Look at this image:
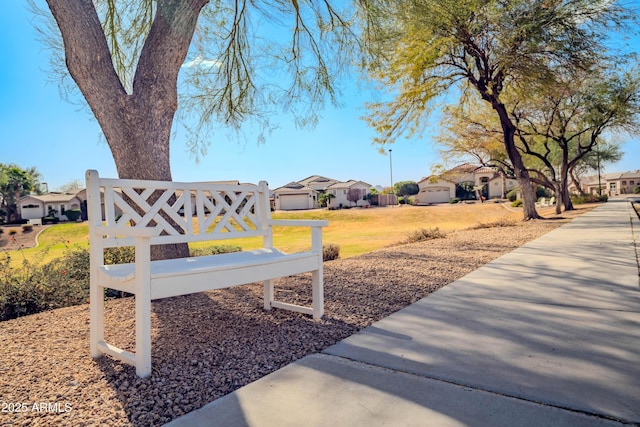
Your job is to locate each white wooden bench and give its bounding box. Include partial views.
[86,170,328,377]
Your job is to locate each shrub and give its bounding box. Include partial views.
[571,194,608,205]
[403,227,446,244]
[190,245,242,257]
[449,197,460,204]
[65,209,82,221]
[634,186,640,194]
[323,244,340,261]
[471,218,518,229]
[0,250,90,321]
[511,200,523,207]
[103,246,136,264]
[22,224,33,232]
[506,187,519,202]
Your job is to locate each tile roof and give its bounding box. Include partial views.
[20,193,80,203]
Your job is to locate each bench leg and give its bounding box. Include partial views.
[312,269,324,320]
[263,279,274,311]
[90,282,104,358]
[134,285,152,378]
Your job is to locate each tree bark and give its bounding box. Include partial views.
[46,0,209,259]
[492,102,541,220]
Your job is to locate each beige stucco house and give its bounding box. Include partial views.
[18,192,83,221]
[273,175,372,210]
[326,180,372,208]
[581,170,640,196]
[416,163,518,204]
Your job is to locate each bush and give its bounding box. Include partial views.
[22,224,33,232]
[506,187,519,202]
[323,244,340,261]
[511,200,523,207]
[571,194,608,205]
[190,245,242,257]
[0,250,90,321]
[402,227,446,244]
[449,198,460,204]
[633,186,640,194]
[102,246,136,265]
[65,209,82,221]
[42,216,59,224]
[471,218,518,229]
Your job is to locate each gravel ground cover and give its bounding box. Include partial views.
[0,211,588,426]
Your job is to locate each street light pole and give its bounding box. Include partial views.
[389,149,394,205]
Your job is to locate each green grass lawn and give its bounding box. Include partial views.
[4,203,522,267]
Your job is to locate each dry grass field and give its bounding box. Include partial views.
[1,201,557,266]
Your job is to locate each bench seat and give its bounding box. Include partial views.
[99,248,319,300]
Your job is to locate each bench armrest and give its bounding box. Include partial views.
[268,219,329,228]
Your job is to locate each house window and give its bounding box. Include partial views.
[22,204,40,209]
[622,181,627,185]
[609,183,617,193]
[480,177,489,184]
[631,181,635,185]
[343,190,347,195]
[60,205,66,215]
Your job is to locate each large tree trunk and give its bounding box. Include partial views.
[559,160,575,212]
[492,103,541,220]
[47,0,208,259]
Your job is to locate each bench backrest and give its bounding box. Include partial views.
[86,170,272,248]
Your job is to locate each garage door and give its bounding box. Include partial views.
[425,187,451,204]
[279,194,309,210]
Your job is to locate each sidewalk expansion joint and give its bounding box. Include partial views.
[318,353,638,426]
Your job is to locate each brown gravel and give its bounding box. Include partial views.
[0,210,590,426]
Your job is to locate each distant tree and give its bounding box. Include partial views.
[437,98,513,177]
[58,179,83,193]
[318,192,336,208]
[346,188,363,206]
[512,66,639,213]
[0,164,41,222]
[393,181,419,200]
[570,142,623,196]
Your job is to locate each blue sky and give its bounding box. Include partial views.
[1,2,638,192]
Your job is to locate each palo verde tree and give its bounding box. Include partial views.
[363,0,637,220]
[436,98,514,190]
[511,65,640,213]
[39,0,379,259]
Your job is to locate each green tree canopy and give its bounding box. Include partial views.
[393,181,419,198]
[362,0,638,220]
[39,0,378,259]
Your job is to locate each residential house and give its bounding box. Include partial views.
[273,181,320,210]
[581,170,640,196]
[326,180,372,208]
[416,163,517,204]
[18,192,83,221]
[273,175,372,210]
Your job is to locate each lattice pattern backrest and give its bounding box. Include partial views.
[87,171,270,247]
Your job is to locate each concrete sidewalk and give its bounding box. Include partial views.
[166,198,640,427]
